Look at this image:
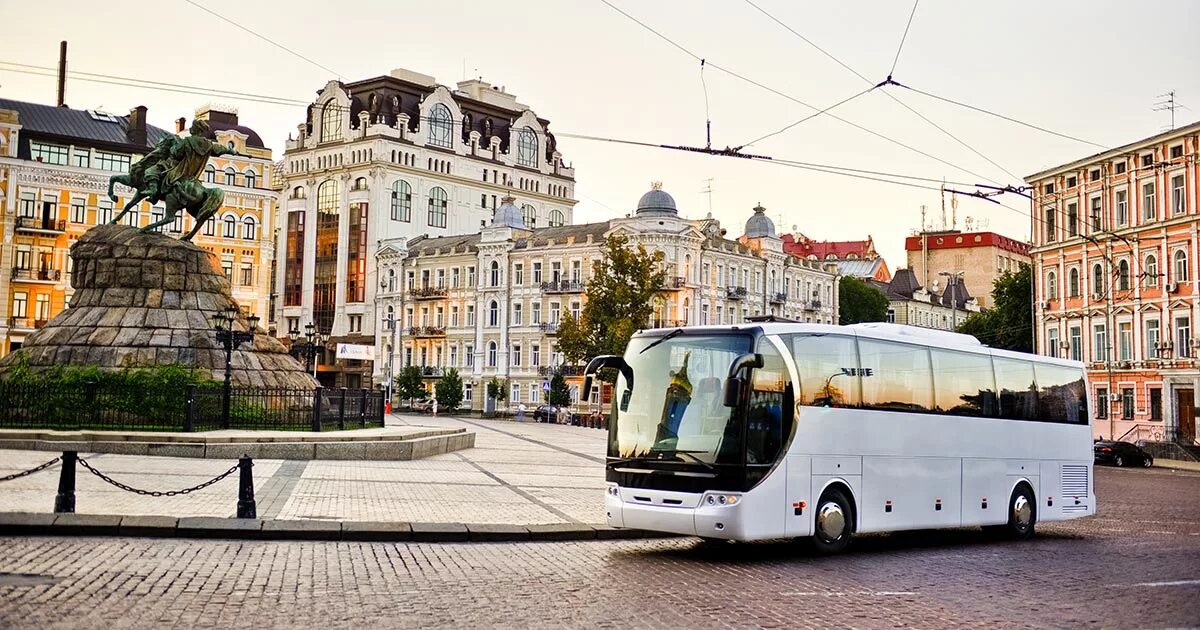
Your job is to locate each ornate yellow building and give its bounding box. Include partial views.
[0,99,275,357]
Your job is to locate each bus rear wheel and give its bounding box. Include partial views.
[810,488,853,554]
[988,484,1036,541]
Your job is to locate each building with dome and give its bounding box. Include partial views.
[374,184,840,412]
[273,68,578,387]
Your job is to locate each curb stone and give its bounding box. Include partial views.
[341,520,413,542]
[410,522,469,542]
[465,523,531,542]
[118,515,179,537]
[51,513,122,536]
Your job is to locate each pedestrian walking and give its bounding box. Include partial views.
[517,402,526,422]
[431,397,438,417]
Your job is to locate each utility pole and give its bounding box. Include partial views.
[939,270,963,329]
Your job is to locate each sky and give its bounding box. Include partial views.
[1,0,1197,268]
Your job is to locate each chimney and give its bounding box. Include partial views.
[176,117,186,133]
[127,105,148,146]
[56,41,67,107]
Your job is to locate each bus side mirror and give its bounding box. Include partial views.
[723,377,744,407]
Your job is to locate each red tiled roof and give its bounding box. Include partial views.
[782,233,876,259]
[904,231,1030,256]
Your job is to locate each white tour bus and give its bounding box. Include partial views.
[584,322,1094,553]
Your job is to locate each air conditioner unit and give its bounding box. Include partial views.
[1039,300,1051,309]
[1166,282,1179,293]
[1108,393,1121,402]
[1091,293,1104,301]
[1118,361,1132,369]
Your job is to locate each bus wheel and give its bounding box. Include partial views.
[1001,484,1036,541]
[811,488,853,554]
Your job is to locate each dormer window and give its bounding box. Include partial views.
[320,101,342,143]
[517,127,538,167]
[428,104,452,148]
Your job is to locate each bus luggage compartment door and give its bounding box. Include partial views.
[785,456,812,537]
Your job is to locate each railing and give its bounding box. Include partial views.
[540,280,584,293]
[407,325,446,337]
[419,366,444,378]
[538,365,584,376]
[647,319,685,329]
[770,292,787,304]
[6,317,48,330]
[409,286,448,300]
[804,300,822,311]
[0,382,384,432]
[539,322,560,334]
[660,276,686,290]
[725,286,748,300]
[11,267,62,282]
[15,216,67,232]
[1114,423,1198,461]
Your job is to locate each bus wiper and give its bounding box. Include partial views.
[639,328,684,354]
[649,448,717,473]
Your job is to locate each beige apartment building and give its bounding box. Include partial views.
[905,230,1030,309]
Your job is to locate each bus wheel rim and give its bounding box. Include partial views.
[1013,495,1032,529]
[816,502,846,541]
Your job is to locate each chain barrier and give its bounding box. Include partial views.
[0,457,60,483]
[77,457,240,497]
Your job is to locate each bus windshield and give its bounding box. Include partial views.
[610,333,752,465]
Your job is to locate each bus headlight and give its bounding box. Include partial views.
[705,493,740,506]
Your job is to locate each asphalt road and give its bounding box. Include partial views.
[0,465,1197,629]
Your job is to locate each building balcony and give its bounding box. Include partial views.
[11,267,62,283]
[539,322,559,335]
[803,300,822,311]
[540,280,584,293]
[15,216,67,234]
[538,365,584,376]
[408,326,446,338]
[660,276,686,291]
[6,317,47,330]
[647,319,686,329]
[409,286,448,300]
[419,366,444,378]
[769,292,787,305]
[726,286,748,300]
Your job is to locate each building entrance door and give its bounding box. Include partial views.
[1176,389,1195,443]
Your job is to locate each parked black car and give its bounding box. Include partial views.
[1094,440,1153,467]
[534,405,559,423]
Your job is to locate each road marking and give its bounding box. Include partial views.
[781,591,917,597]
[1125,579,1200,588]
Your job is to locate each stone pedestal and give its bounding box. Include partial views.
[0,224,317,389]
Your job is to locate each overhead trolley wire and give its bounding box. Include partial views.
[888,0,920,78]
[181,0,346,80]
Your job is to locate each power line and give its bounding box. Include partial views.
[736,84,876,149]
[888,0,920,78]
[180,0,346,80]
[596,0,1001,185]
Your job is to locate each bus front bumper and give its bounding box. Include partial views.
[605,486,750,540]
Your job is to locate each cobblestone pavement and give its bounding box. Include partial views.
[0,415,608,524]
[1,466,1197,629]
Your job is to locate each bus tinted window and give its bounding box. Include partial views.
[745,340,793,466]
[1034,363,1088,424]
[789,334,861,407]
[931,350,998,417]
[993,357,1038,421]
[858,339,934,412]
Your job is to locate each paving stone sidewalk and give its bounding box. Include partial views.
[0,414,608,526]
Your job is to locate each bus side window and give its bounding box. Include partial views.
[858,339,934,413]
[1034,363,1087,424]
[745,340,792,465]
[930,349,998,417]
[787,334,861,408]
[993,357,1038,421]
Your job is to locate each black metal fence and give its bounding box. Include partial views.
[0,381,385,432]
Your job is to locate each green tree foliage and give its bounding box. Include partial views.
[396,365,425,404]
[955,264,1032,353]
[486,377,508,403]
[434,368,464,412]
[546,371,572,406]
[556,234,666,379]
[838,276,889,325]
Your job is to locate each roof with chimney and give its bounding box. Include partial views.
[196,107,266,148]
[873,267,975,309]
[0,98,172,156]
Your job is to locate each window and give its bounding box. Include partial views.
[1115,190,1128,225]
[221,259,233,280]
[513,263,524,286]
[1034,363,1087,424]
[548,209,566,227]
[1145,254,1159,287]
[788,334,860,407]
[1092,263,1104,296]
[1174,249,1189,281]
[930,349,997,416]
[1096,387,1108,419]
[124,208,139,227]
[1069,267,1080,297]
[1150,388,1163,421]
[1044,182,1056,194]
[857,339,933,412]
[452,267,461,288]
[1172,174,1186,215]
[241,263,254,287]
[245,171,257,188]
[12,292,28,318]
[1176,315,1191,358]
[70,200,86,224]
[1117,259,1130,291]
[203,216,215,236]
[532,344,540,366]
[1093,323,1108,362]
[320,101,342,142]
[428,103,452,148]
[1115,161,1126,175]
[1090,197,1102,230]
[427,187,448,228]
[34,294,50,321]
[93,151,130,173]
[1046,271,1057,299]
[30,142,68,165]
[512,302,522,326]
[511,383,521,403]
[204,165,216,183]
[1121,388,1134,420]
[490,261,500,287]
[72,149,90,168]
[1067,175,1077,187]
[531,302,541,324]
[517,127,538,167]
[1143,182,1156,220]
[223,215,237,238]
[521,204,536,228]
[487,342,497,367]
[1146,319,1160,359]
[391,180,412,221]
[465,383,473,402]
[1069,325,1082,361]
[1118,322,1133,361]
[1066,203,1078,236]
[242,217,257,240]
[1047,328,1060,358]
[467,266,476,287]
[529,383,539,403]
[488,300,499,327]
[1043,207,1056,242]
[994,357,1037,421]
[465,344,474,368]
[1142,154,1154,168]
[511,344,522,367]
[1089,169,1100,182]
[224,167,236,186]
[1171,145,1184,159]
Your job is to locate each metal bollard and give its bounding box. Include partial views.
[236,456,256,519]
[337,387,347,431]
[311,387,323,432]
[54,451,76,513]
[359,388,368,428]
[184,384,196,433]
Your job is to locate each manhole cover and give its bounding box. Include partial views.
[0,573,61,587]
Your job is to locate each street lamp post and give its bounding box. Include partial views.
[212,306,259,430]
[289,323,326,379]
[939,270,964,329]
[382,312,397,409]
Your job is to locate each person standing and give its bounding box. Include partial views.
[431,397,438,417]
[517,402,527,422]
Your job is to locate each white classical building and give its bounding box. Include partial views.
[375,185,840,411]
[274,68,577,387]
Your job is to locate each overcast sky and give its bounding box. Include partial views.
[2,0,1197,267]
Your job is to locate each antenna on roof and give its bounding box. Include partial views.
[701,178,714,216]
[1153,90,1185,131]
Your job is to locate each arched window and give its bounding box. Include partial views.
[245,171,257,188]
[517,127,538,167]
[204,165,215,183]
[1069,267,1080,297]
[317,180,339,214]
[224,167,236,186]
[223,214,237,238]
[487,341,497,367]
[1092,263,1105,296]
[488,300,499,326]
[242,216,257,241]
[1047,271,1057,299]
[292,186,305,199]
[490,261,500,287]
[427,187,448,228]
[1175,249,1189,281]
[1145,254,1158,286]
[354,177,368,191]
[391,180,412,222]
[320,101,342,142]
[521,204,536,228]
[428,103,452,148]
[548,209,565,227]
[388,269,396,293]
[1117,259,1130,291]
[682,297,690,324]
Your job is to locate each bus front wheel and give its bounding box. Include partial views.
[810,488,853,555]
[988,484,1036,541]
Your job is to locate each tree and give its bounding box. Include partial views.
[556,234,666,379]
[434,368,464,413]
[838,276,889,325]
[546,371,571,407]
[396,365,425,405]
[486,377,508,403]
[956,264,1032,353]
